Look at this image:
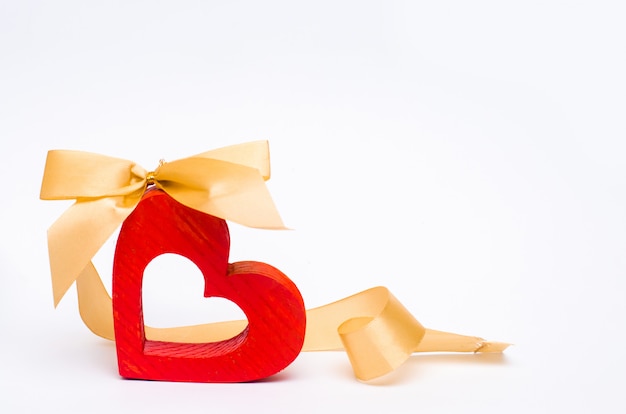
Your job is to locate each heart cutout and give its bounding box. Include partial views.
[142,253,247,330]
[112,188,306,383]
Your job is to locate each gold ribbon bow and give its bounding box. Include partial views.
[41,141,508,382]
[41,141,284,307]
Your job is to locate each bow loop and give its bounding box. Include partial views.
[156,157,284,229]
[41,150,148,200]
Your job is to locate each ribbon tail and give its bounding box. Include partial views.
[48,195,140,306]
[76,276,508,381]
[77,262,115,340]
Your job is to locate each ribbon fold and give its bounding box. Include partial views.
[41,141,509,381]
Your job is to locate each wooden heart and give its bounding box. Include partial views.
[112,188,306,382]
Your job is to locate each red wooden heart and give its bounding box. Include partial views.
[112,188,306,382]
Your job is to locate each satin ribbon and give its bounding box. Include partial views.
[41,141,509,381]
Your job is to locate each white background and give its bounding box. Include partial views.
[1,1,625,412]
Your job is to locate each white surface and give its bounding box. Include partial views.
[1,1,625,412]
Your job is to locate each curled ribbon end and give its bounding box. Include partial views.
[338,289,426,381]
